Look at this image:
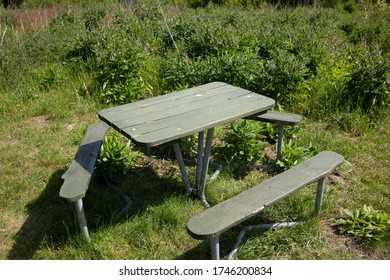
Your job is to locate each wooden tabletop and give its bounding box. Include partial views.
[98,82,275,148]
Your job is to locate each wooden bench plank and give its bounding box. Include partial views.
[250,111,302,125]
[60,122,109,203]
[187,151,344,240]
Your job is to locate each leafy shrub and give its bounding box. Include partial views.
[97,134,142,179]
[336,205,390,243]
[82,8,106,31]
[5,1,389,121]
[343,53,389,115]
[257,121,301,144]
[160,16,195,55]
[64,8,151,104]
[276,140,318,170]
[92,21,148,104]
[343,0,357,13]
[223,120,269,164]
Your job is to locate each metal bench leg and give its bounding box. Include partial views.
[173,142,191,195]
[210,234,220,260]
[75,199,90,241]
[276,124,284,161]
[314,177,326,217]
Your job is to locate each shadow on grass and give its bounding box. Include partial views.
[7,169,71,259]
[7,164,184,260]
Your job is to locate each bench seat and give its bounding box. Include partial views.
[60,121,109,240]
[187,151,344,259]
[250,110,302,126]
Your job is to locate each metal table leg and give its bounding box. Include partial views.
[198,128,214,207]
[173,142,191,195]
[195,131,205,190]
[173,128,214,207]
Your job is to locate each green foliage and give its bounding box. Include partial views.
[3,1,388,117]
[76,13,148,104]
[21,0,117,9]
[331,110,371,133]
[276,140,318,170]
[223,120,269,164]
[253,120,301,144]
[179,135,199,157]
[343,53,389,115]
[343,0,357,13]
[158,7,326,108]
[336,205,390,243]
[97,134,142,179]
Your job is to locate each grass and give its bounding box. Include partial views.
[0,1,389,260]
[1,102,388,259]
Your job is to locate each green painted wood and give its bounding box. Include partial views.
[60,122,109,203]
[109,87,251,129]
[99,82,227,119]
[99,82,233,121]
[98,82,275,147]
[187,151,344,239]
[251,111,302,125]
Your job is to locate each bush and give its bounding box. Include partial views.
[223,120,269,164]
[343,52,389,115]
[66,8,151,104]
[97,134,142,179]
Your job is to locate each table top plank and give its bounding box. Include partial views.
[99,82,228,120]
[110,87,256,129]
[99,84,251,126]
[98,82,275,147]
[122,95,274,146]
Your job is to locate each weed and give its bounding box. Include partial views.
[97,133,142,179]
[336,205,390,244]
[276,140,318,170]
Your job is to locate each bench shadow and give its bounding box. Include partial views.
[7,169,71,259]
[7,164,184,260]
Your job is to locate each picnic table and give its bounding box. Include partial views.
[98,82,275,206]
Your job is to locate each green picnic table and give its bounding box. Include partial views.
[98,82,275,206]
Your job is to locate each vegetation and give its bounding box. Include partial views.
[0,0,389,260]
[336,205,390,244]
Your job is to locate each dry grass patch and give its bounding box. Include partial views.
[318,219,370,259]
[8,6,65,31]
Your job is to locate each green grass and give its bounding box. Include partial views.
[0,1,389,260]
